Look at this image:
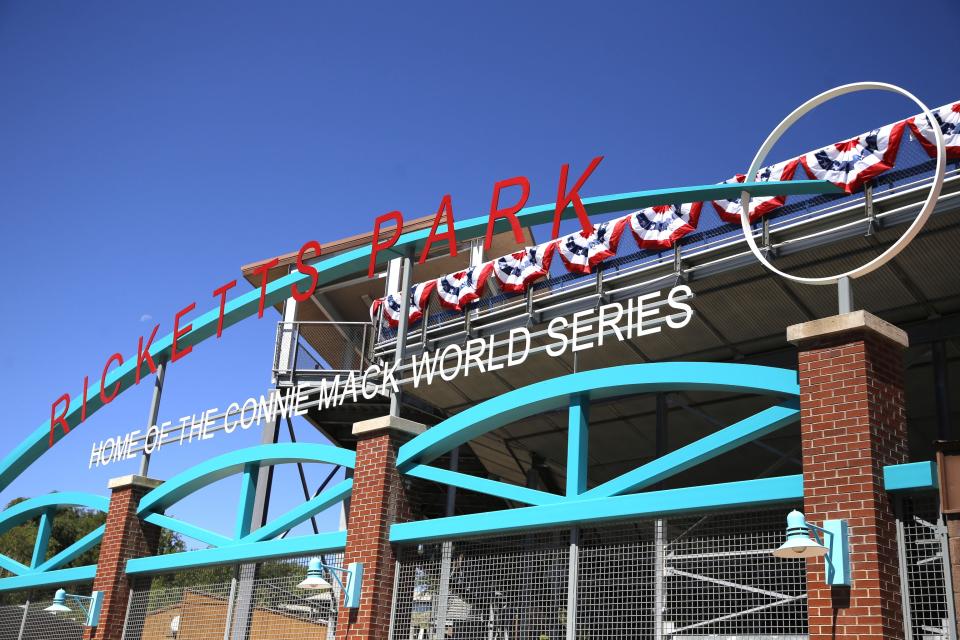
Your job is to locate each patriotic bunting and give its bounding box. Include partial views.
[435,262,495,311]
[556,216,630,274]
[494,243,556,293]
[712,159,800,224]
[367,101,949,325]
[908,102,960,159]
[371,280,437,328]
[800,121,906,194]
[629,203,702,249]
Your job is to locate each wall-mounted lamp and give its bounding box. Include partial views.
[772,510,850,586]
[44,588,104,627]
[297,557,364,609]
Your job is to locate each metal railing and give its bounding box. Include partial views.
[274,321,374,385]
[371,150,960,371]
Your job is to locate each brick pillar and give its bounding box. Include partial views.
[336,415,424,640]
[83,475,162,640]
[787,310,910,640]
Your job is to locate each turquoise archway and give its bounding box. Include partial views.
[0,179,839,495]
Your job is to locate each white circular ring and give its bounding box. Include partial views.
[740,81,946,285]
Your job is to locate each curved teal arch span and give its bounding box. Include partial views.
[136,443,353,550]
[0,492,108,584]
[396,362,799,469]
[0,179,838,494]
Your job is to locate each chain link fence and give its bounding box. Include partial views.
[123,553,343,640]
[392,508,807,640]
[898,493,955,640]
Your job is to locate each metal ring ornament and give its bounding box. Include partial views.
[740,81,946,286]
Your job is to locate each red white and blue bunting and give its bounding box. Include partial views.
[556,216,630,274]
[800,121,906,194]
[371,280,436,328]
[370,101,956,325]
[494,243,557,293]
[630,203,703,249]
[712,159,800,224]
[435,262,495,311]
[908,102,960,159]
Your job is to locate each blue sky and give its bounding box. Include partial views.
[0,1,956,542]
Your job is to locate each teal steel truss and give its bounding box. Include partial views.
[392,362,805,543]
[0,180,841,496]
[0,492,108,592]
[126,443,353,575]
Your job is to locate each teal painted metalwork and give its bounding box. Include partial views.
[581,401,801,499]
[566,393,589,497]
[883,460,938,491]
[0,492,109,585]
[122,443,353,576]
[390,475,804,543]
[404,465,561,506]
[239,478,353,543]
[142,514,231,548]
[0,180,840,495]
[137,443,354,515]
[235,462,259,539]
[398,363,799,469]
[31,509,53,569]
[0,566,98,593]
[125,531,347,575]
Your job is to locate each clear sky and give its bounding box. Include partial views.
[0,1,957,543]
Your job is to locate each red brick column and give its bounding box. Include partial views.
[83,475,162,640]
[788,311,910,640]
[336,415,424,640]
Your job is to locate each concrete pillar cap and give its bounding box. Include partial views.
[786,310,908,348]
[107,474,163,491]
[352,415,426,437]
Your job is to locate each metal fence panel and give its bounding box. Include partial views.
[899,493,955,640]
[392,508,807,640]
[123,554,342,640]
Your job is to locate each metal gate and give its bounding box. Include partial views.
[122,554,342,640]
[391,507,808,640]
[897,493,957,640]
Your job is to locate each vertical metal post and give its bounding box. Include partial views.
[387,559,401,640]
[566,527,579,640]
[934,341,953,440]
[865,183,876,235]
[894,497,914,640]
[838,276,855,315]
[223,574,239,640]
[119,589,134,640]
[16,600,29,640]
[939,508,958,640]
[446,447,459,517]
[434,542,453,639]
[656,394,668,458]
[391,252,413,417]
[654,519,666,640]
[138,361,166,477]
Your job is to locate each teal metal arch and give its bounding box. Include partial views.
[127,442,353,576]
[0,179,840,495]
[0,493,109,592]
[392,362,803,543]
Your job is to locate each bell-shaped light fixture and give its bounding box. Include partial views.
[45,589,72,614]
[297,557,334,590]
[773,510,829,558]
